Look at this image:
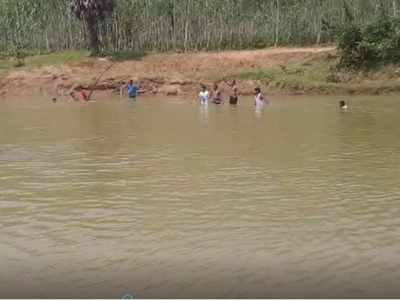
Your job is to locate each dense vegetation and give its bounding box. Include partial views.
[338,16,400,69]
[1,0,400,55]
[71,0,115,55]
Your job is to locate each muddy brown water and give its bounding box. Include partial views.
[1,96,400,298]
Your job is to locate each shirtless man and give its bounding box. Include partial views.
[224,79,239,105]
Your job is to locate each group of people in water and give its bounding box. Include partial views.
[55,78,269,108]
[52,79,143,103]
[53,78,348,110]
[198,80,268,107]
[119,78,269,108]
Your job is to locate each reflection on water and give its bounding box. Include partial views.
[199,101,209,124]
[1,96,400,298]
[254,102,264,118]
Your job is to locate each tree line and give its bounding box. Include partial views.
[1,0,400,56]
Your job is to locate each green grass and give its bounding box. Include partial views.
[235,56,337,91]
[0,59,13,73]
[232,54,400,95]
[24,50,90,67]
[0,49,148,77]
[0,50,91,77]
[108,50,147,62]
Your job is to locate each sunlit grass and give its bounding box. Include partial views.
[234,54,400,94]
[238,56,335,85]
[0,50,91,77]
[24,50,91,67]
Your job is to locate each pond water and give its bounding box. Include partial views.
[1,96,400,298]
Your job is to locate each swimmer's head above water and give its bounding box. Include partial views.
[340,100,348,109]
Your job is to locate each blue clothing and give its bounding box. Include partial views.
[128,84,138,98]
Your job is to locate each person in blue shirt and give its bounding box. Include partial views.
[121,80,144,98]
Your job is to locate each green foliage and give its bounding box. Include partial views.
[337,16,400,69]
[10,43,27,67]
[71,0,115,20]
[70,0,116,55]
[1,0,400,54]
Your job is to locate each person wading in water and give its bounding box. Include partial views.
[211,83,224,105]
[69,84,90,101]
[121,80,146,99]
[223,79,239,105]
[254,87,269,107]
[198,84,210,104]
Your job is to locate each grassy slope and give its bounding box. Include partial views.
[0,50,90,75]
[2,49,400,95]
[233,55,400,95]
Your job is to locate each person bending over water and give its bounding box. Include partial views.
[198,84,210,104]
[211,83,224,105]
[69,85,90,102]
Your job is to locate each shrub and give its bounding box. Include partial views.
[337,17,400,69]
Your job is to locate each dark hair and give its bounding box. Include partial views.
[340,100,346,107]
[255,87,261,93]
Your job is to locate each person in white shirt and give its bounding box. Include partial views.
[199,84,210,104]
[254,87,268,107]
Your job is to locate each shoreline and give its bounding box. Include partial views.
[2,46,400,99]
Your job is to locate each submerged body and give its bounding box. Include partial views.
[121,80,144,99]
[199,85,210,104]
[254,88,268,108]
[224,79,239,105]
[340,100,348,110]
[69,86,90,102]
[229,94,239,105]
[127,84,139,98]
[212,84,224,105]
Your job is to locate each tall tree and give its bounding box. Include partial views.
[71,0,115,55]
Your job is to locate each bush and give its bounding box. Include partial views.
[337,17,400,69]
[10,43,26,68]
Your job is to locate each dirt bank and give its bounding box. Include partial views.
[1,46,400,99]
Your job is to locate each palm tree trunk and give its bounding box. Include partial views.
[86,17,100,56]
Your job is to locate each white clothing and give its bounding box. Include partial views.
[199,90,210,103]
[255,93,266,107]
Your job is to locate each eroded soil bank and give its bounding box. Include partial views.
[1,46,400,99]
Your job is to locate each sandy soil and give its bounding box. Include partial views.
[1,46,335,99]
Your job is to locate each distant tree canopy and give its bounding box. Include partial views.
[70,0,115,55]
[1,0,400,61]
